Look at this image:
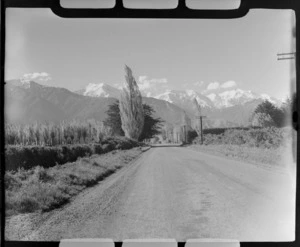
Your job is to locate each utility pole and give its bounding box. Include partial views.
[193,98,206,145]
[195,115,206,144]
[200,116,204,145]
[183,125,186,143]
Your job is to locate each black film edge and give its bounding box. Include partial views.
[3,0,296,19]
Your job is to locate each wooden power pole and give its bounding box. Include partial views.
[195,116,206,144]
[193,98,206,145]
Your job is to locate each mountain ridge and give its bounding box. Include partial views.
[5,80,189,127]
[5,79,281,128]
[76,81,281,109]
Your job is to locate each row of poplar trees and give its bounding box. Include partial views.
[104,65,163,141]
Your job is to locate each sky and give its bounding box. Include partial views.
[5,8,295,100]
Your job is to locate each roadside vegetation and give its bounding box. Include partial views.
[5,65,158,216]
[191,127,294,166]
[5,120,111,146]
[6,148,144,216]
[5,137,141,171]
[190,98,296,166]
[197,127,293,148]
[5,66,162,171]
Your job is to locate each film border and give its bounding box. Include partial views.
[0,1,299,247]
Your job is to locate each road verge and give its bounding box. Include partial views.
[187,144,292,168]
[5,147,147,217]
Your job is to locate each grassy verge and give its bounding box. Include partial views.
[188,144,290,167]
[189,127,296,167]
[5,147,145,216]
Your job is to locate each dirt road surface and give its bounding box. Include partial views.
[12,147,295,241]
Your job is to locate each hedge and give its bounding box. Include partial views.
[5,137,141,171]
[194,127,293,149]
[203,126,262,135]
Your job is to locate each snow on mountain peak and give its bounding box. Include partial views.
[19,79,31,89]
[259,93,280,105]
[206,93,217,102]
[185,89,196,96]
[219,89,255,100]
[155,89,214,111]
[82,82,121,98]
[205,89,259,108]
[77,81,280,111]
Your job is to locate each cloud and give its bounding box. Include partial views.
[138,76,148,82]
[138,76,168,90]
[205,81,237,92]
[139,76,167,84]
[193,81,204,87]
[21,72,51,83]
[206,82,220,91]
[114,76,169,97]
[220,80,237,88]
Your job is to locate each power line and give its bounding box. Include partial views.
[277,52,296,60]
[277,52,296,56]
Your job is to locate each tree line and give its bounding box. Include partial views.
[5,120,112,146]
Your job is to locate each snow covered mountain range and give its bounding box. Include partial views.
[75,82,281,113]
[5,79,282,128]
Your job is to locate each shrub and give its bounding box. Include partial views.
[196,127,293,149]
[187,130,198,143]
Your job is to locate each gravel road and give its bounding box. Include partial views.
[11,147,295,241]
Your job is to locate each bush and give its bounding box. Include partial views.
[194,127,293,149]
[187,130,198,143]
[203,127,261,135]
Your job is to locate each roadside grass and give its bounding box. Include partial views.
[189,127,296,166]
[5,148,144,216]
[188,144,287,166]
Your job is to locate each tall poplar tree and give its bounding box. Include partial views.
[119,65,144,140]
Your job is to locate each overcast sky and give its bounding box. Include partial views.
[5,8,295,100]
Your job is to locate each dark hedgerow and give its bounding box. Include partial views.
[5,137,142,171]
[194,127,293,149]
